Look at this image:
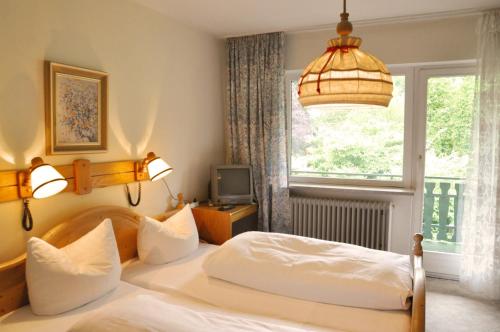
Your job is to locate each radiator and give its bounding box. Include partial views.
[291,196,392,251]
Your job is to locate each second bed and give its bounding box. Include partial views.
[122,242,412,332]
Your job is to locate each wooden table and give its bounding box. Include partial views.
[191,204,258,245]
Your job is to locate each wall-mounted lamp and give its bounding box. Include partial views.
[19,157,68,231]
[29,157,68,198]
[144,152,173,181]
[133,152,182,208]
[135,152,173,181]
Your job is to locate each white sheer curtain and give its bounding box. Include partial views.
[460,9,500,300]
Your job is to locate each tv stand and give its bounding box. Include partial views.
[192,204,258,245]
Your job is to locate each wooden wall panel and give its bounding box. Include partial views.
[0,171,17,187]
[0,159,143,204]
[0,186,19,203]
[91,160,135,176]
[74,159,91,195]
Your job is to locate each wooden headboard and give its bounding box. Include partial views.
[0,205,180,316]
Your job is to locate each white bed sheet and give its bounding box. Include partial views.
[69,293,321,332]
[0,282,144,332]
[122,243,412,332]
[0,280,333,332]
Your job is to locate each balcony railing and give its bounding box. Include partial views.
[422,176,464,245]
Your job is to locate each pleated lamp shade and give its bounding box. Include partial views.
[298,36,393,107]
[145,152,173,182]
[30,158,68,199]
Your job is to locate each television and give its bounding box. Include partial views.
[210,165,254,205]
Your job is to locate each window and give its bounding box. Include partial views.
[420,73,476,254]
[287,67,411,187]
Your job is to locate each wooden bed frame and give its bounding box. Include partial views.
[0,206,426,332]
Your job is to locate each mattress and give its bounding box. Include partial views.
[0,280,333,332]
[122,243,412,332]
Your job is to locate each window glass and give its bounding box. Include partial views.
[424,76,475,179]
[422,75,475,254]
[290,76,406,182]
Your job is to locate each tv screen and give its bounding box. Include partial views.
[217,168,251,195]
[211,165,253,204]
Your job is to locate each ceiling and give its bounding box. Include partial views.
[134,0,498,37]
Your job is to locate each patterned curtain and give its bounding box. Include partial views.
[225,32,290,233]
[460,9,500,300]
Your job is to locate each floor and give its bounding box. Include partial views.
[426,278,500,332]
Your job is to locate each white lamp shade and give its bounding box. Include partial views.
[31,164,68,199]
[147,157,173,182]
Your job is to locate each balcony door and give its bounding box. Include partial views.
[414,64,476,279]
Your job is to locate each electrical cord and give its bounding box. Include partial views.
[125,179,177,208]
[126,182,142,207]
[22,199,33,231]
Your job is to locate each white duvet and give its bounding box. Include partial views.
[69,294,310,332]
[122,243,411,332]
[1,281,333,332]
[203,231,413,310]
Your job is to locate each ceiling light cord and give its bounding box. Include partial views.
[337,0,352,37]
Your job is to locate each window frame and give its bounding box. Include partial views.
[286,65,415,189]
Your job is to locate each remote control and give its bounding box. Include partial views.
[218,205,235,211]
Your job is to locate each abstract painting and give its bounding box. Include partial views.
[45,62,108,154]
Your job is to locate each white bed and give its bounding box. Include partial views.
[0,207,334,332]
[0,206,424,332]
[122,243,412,332]
[0,282,145,332]
[1,280,338,332]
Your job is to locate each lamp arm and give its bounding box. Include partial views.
[161,178,177,201]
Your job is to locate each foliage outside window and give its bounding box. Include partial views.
[422,75,475,253]
[424,76,475,179]
[289,73,475,185]
[290,76,406,182]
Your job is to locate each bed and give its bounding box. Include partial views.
[122,242,414,332]
[1,280,338,332]
[0,205,425,331]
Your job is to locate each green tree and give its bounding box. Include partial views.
[426,76,475,157]
[290,75,475,180]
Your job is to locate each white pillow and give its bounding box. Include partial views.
[26,219,121,315]
[138,205,199,264]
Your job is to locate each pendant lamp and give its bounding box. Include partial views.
[298,0,393,107]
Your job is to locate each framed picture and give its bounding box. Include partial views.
[45,62,108,154]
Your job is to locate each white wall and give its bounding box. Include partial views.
[286,15,478,69]
[285,15,478,254]
[0,0,224,261]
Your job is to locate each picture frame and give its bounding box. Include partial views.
[45,61,108,155]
